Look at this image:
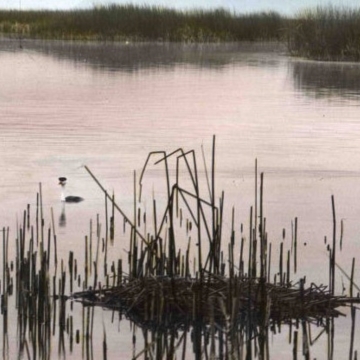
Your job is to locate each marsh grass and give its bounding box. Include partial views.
[287,6,360,61]
[3,4,360,61]
[0,4,283,42]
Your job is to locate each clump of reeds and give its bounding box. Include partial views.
[2,136,360,359]
[70,138,360,359]
[75,137,360,332]
[287,5,360,61]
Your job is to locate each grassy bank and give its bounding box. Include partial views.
[287,6,360,61]
[0,4,283,42]
[2,4,360,61]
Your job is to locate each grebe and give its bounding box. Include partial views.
[59,177,84,203]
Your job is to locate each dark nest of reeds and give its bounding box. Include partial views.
[72,275,360,330]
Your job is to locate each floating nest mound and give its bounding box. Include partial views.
[72,275,360,328]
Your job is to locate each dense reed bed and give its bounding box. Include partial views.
[76,138,359,358]
[287,6,360,61]
[74,139,360,324]
[1,136,360,358]
[0,5,283,42]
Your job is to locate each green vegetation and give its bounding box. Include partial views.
[0,4,283,42]
[287,6,360,61]
[2,4,360,61]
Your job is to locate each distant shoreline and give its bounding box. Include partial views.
[0,5,283,43]
[1,4,360,61]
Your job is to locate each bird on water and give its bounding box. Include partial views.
[59,177,84,203]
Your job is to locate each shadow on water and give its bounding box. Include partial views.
[291,60,360,100]
[8,38,360,102]
[0,38,285,72]
[4,37,360,101]
[59,203,66,227]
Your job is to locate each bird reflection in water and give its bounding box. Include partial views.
[59,203,66,227]
[58,177,84,227]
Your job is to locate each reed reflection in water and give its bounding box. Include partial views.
[292,59,360,100]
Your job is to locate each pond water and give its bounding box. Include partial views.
[1,39,360,358]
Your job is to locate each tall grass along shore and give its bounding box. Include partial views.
[1,4,360,61]
[287,6,360,61]
[0,5,282,42]
[0,4,282,42]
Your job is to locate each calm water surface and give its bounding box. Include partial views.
[1,39,360,358]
